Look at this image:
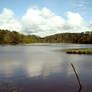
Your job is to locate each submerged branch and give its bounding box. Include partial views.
[71,63,82,92]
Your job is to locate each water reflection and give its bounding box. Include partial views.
[0,44,92,92]
[0,45,92,78]
[0,47,67,78]
[0,61,20,77]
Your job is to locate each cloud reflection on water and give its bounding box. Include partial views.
[0,45,91,79]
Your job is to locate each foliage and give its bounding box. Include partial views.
[42,32,92,44]
[0,29,92,44]
[0,29,40,44]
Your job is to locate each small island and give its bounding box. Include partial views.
[66,48,92,54]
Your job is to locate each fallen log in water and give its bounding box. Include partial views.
[71,63,82,92]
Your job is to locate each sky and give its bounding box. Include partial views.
[0,0,92,37]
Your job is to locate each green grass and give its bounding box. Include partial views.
[66,48,92,54]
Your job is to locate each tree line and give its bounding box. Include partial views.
[0,29,40,44]
[42,31,92,44]
[0,29,92,44]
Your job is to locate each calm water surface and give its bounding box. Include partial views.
[0,43,92,92]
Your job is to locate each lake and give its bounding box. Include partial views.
[0,43,92,92]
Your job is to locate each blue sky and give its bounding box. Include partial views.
[0,0,92,22]
[0,0,92,36]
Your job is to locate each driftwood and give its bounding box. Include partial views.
[71,63,82,92]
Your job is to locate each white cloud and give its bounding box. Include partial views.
[0,8,91,37]
[28,5,38,9]
[90,21,92,25]
[0,8,21,32]
[63,11,89,33]
[66,11,84,27]
[21,8,65,37]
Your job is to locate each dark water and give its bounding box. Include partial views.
[0,43,92,92]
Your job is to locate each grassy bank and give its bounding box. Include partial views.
[66,48,92,54]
